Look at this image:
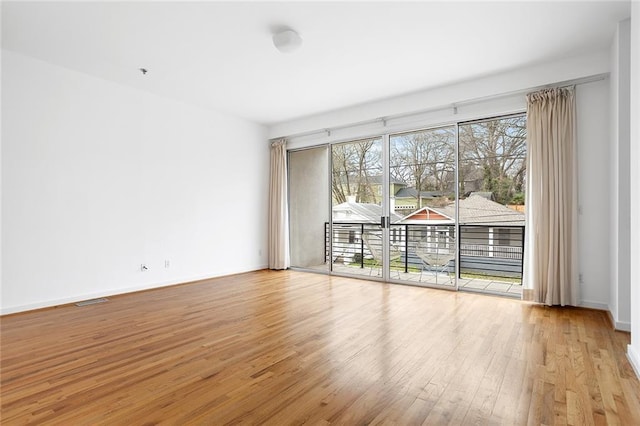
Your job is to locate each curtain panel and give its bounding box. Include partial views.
[268,139,290,270]
[524,86,578,306]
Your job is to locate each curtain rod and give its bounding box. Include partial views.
[276,73,607,141]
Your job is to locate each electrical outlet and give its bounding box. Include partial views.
[141,264,148,272]
[579,273,583,283]
[164,260,170,268]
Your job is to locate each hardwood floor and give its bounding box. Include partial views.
[1,270,639,425]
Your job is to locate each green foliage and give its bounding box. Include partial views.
[459,115,527,206]
[511,192,525,205]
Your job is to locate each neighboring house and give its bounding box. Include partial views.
[333,175,405,205]
[401,193,524,251]
[331,198,403,263]
[332,198,402,243]
[336,174,445,213]
[331,193,524,250]
[328,193,525,275]
[402,192,525,225]
[332,197,403,224]
[392,188,444,212]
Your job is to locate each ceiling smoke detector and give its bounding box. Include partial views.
[272,29,302,53]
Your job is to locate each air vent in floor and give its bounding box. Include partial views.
[75,298,109,307]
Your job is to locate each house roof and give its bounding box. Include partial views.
[399,208,453,224]
[401,194,525,226]
[394,188,443,199]
[333,201,403,224]
[468,191,494,200]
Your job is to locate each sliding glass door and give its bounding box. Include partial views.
[330,138,385,278]
[288,114,526,296]
[388,126,457,288]
[457,114,527,296]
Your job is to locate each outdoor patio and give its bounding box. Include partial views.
[311,263,523,297]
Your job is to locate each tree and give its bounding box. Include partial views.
[458,116,526,204]
[390,127,455,208]
[331,139,381,204]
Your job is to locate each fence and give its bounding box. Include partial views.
[325,222,525,281]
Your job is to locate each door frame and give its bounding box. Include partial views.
[287,112,526,293]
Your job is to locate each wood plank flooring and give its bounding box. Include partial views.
[1,270,639,425]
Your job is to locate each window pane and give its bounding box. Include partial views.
[389,126,456,287]
[458,115,526,287]
[331,138,383,277]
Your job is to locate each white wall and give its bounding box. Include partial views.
[628,2,640,379]
[1,50,269,314]
[575,79,611,309]
[270,50,610,140]
[609,19,632,331]
[0,8,4,308]
[273,50,613,310]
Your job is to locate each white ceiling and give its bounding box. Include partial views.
[1,1,631,125]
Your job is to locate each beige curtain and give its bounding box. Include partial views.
[524,86,578,306]
[268,139,290,269]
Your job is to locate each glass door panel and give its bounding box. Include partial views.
[388,126,457,288]
[289,146,330,272]
[457,114,527,297]
[331,138,384,278]
[288,114,526,297]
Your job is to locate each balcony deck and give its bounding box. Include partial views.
[324,222,525,298]
[309,263,523,297]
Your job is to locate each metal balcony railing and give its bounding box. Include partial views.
[325,222,525,282]
[460,244,522,259]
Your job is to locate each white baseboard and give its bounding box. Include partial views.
[604,306,632,331]
[613,320,631,331]
[577,301,631,331]
[0,264,268,315]
[578,300,609,311]
[628,344,640,379]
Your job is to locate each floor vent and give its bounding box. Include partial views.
[75,298,109,307]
